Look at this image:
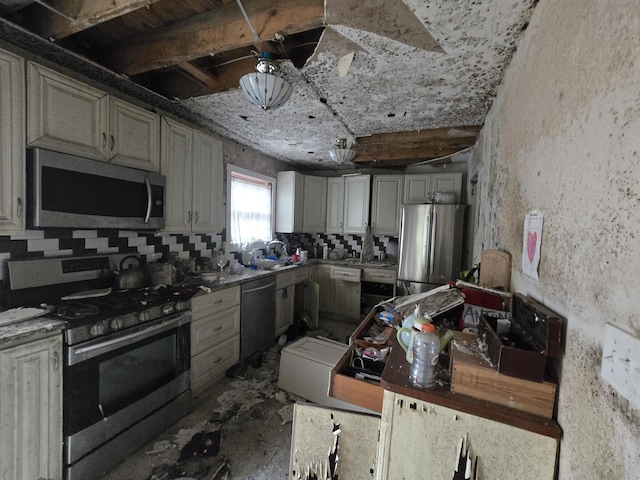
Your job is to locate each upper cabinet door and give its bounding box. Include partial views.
[343,174,371,234]
[106,97,160,171]
[371,175,403,236]
[161,117,194,232]
[326,177,345,234]
[27,62,106,161]
[403,173,463,204]
[276,171,304,233]
[403,174,432,204]
[302,176,327,233]
[192,131,224,233]
[0,49,25,234]
[432,173,463,203]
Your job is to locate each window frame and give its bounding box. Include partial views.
[226,164,276,246]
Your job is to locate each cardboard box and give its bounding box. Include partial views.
[450,332,557,418]
[478,294,563,382]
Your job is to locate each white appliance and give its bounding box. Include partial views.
[278,337,377,414]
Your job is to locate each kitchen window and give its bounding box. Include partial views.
[227,165,275,245]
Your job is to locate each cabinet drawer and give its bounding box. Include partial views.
[362,268,397,284]
[191,305,240,355]
[330,266,361,282]
[276,271,294,289]
[330,343,383,414]
[191,285,240,319]
[191,334,240,394]
[329,308,384,413]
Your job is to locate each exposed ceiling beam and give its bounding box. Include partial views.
[352,126,481,162]
[31,0,161,40]
[104,0,325,76]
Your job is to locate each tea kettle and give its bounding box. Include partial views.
[114,255,145,290]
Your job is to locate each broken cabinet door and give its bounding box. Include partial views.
[290,403,379,479]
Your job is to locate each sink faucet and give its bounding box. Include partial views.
[267,240,286,257]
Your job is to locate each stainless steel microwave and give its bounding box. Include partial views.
[27,148,165,230]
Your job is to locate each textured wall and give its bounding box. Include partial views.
[473,0,640,478]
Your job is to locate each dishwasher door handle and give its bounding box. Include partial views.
[243,282,276,294]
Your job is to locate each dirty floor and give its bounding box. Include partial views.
[99,316,359,480]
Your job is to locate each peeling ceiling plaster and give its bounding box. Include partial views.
[180,0,536,168]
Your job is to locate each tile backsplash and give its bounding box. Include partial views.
[0,229,223,284]
[0,229,399,287]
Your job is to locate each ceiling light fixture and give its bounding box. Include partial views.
[239,52,293,111]
[328,138,356,163]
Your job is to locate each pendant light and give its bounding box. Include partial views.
[328,138,356,163]
[239,52,293,111]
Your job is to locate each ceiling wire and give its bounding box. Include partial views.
[236,0,262,44]
[410,145,474,166]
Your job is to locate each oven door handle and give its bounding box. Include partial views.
[68,315,190,365]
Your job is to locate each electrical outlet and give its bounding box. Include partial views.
[601,323,640,410]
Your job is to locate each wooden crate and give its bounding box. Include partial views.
[450,332,557,418]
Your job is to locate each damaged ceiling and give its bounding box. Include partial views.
[0,0,537,170]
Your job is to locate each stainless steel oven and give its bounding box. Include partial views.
[65,312,191,480]
[4,254,196,480]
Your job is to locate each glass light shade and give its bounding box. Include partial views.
[328,147,356,163]
[239,72,293,110]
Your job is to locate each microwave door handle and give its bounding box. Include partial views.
[144,177,152,224]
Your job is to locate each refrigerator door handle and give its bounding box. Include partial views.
[429,212,437,275]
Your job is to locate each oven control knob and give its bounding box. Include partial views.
[174,300,187,312]
[161,303,175,316]
[110,318,123,330]
[89,322,105,337]
[139,310,150,322]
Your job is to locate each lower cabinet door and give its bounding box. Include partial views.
[376,391,559,480]
[0,334,62,480]
[191,334,240,395]
[275,286,295,336]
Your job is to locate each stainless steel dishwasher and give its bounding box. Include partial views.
[241,275,277,361]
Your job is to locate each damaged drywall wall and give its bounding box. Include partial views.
[472,0,640,478]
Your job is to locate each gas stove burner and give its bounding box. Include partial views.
[55,303,100,320]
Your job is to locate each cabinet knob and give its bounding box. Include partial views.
[53,350,59,372]
[102,132,107,149]
[110,135,115,152]
[16,197,22,217]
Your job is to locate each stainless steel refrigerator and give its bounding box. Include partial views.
[397,203,466,294]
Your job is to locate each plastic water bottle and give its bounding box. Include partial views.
[409,323,439,389]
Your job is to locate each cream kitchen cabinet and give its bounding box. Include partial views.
[326,175,370,235]
[276,271,295,337]
[376,391,559,479]
[276,171,304,233]
[190,286,241,395]
[370,175,403,236]
[403,173,462,204]
[343,174,370,234]
[330,266,361,320]
[0,49,25,234]
[27,62,160,171]
[161,117,224,233]
[0,333,62,480]
[325,177,345,234]
[314,264,334,313]
[302,175,327,233]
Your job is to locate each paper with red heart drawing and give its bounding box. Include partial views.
[522,211,543,282]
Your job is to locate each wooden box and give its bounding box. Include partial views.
[478,293,563,382]
[450,332,557,418]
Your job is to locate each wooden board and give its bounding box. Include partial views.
[479,250,512,291]
[449,332,557,418]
